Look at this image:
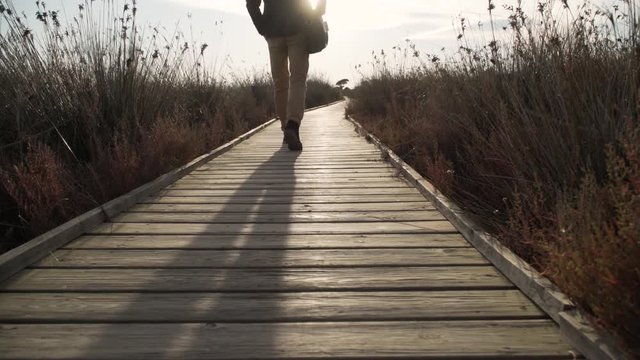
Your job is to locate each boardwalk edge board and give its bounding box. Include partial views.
[0,100,344,284]
[345,115,631,360]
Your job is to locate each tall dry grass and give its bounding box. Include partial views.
[0,0,341,252]
[348,0,639,353]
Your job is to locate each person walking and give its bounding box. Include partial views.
[247,0,327,151]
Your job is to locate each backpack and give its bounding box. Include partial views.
[304,13,328,54]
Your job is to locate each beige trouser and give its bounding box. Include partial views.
[266,34,310,130]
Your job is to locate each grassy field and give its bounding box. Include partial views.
[0,1,340,252]
[347,0,638,354]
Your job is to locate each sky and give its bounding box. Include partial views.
[8,0,622,84]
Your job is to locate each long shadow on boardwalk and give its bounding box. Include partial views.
[82,147,298,358]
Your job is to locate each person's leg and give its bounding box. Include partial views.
[267,37,290,131]
[287,34,310,125]
[282,34,309,151]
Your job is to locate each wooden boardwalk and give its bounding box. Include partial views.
[0,102,579,359]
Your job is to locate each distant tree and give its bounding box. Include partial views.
[336,78,349,90]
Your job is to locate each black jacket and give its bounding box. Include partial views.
[246,0,326,38]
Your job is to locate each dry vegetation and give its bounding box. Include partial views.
[0,0,340,251]
[347,0,639,354]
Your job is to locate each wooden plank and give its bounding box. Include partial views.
[214,158,385,162]
[167,182,410,190]
[182,174,400,181]
[201,160,388,167]
[243,137,366,140]
[0,290,545,322]
[232,150,378,154]
[208,148,372,152]
[186,173,399,179]
[90,221,458,235]
[128,202,436,213]
[242,137,369,142]
[192,169,396,175]
[246,136,366,140]
[246,143,363,146]
[205,163,389,169]
[0,320,577,359]
[174,178,406,185]
[210,159,384,164]
[215,153,382,159]
[154,188,420,197]
[112,211,445,224]
[65,234,471,250]
[141,195,427,204]
[209,149,376,154]
[238,142,373,147]
[229,137,371,142]
[0,266,512,291]
[34,248,488,268]
[232,144,374,148]
[191,168,394,174]
[182,173,400,179]
[207,158,383,166]
[231,151,379,155]
[220,143,378,148]
[168,183,410,190]
[194,165,393,170]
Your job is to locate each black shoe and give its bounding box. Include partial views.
[284,120,302,151]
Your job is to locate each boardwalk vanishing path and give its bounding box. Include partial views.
[0,102,579,358]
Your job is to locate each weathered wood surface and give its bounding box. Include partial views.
[35,248,489,268]
[1,267,511,291]
[129,202,436,212]
[111,210,446,223]
[0,321,575,360]
[0,290,543,322]
[0,102,578,359]
[194,163,394,170]
[184,170,399,177]
[173,180,409,189]
[174,177,405,185]
[168,182,410,189]
[155,187,420,196]
[90,221,458,235]
[141,194,429,204]
[65,233,470,249]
